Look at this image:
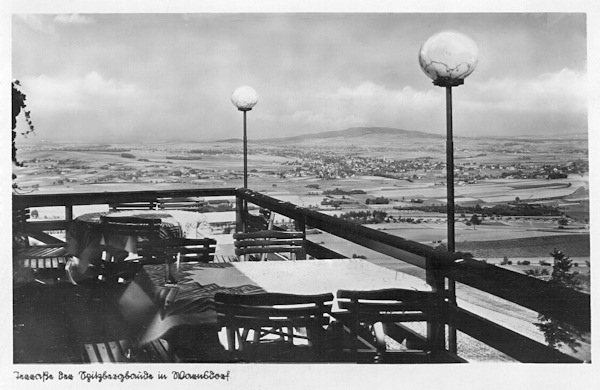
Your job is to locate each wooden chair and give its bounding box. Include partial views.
[244,208,273,232]
[13,207,69,285]
[101,216,161,254]
[139,237,217,264]
[98,216,161,281]
[215,292,333,362]
[82,338,179,363]
[233,230,305,261]
[336,288,443,363]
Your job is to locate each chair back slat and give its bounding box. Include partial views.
[216,291,332,306]
[337,288,440,314]
[234,231,303,240]
[109,201,158,211]
[139,237,217,263]
[158,197,206,211]
[234,239,303,247]
[235,246,304,256]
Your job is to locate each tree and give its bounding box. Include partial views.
[469,214,482,230]
[535,249,584,351]
[12,80,36,190]
[549,249,579,289]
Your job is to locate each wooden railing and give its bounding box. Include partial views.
[13,187,590,363]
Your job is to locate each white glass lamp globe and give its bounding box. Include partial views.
[418,31,479,87]
[231,86,258,111]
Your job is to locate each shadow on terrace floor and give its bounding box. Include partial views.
[13,280,228,364]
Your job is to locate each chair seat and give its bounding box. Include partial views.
[82,338,178,363]
[213,255,240,263]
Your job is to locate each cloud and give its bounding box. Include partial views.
[20,72,152,141]
[14,14,55,34]
[54,14,94,24]
[467,68,587,115]
[24,71,140,112]
[267,82,446,133]
[14,14,94,36]
[257,67,587,138]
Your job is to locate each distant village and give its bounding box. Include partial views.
[21,144,588,188]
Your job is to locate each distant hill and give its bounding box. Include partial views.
[240,127,444,143]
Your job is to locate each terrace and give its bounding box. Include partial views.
[12,187,590,364]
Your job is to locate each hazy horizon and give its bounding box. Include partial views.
[17,125,590,146]
[13,13,587,143]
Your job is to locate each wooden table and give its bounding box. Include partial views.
[117,259,432,344]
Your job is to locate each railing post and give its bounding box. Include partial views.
[294,212,307,260]
[236,194,245,233]
[448,279,458,354]
[65,204,74,228]
[426,255,446,353]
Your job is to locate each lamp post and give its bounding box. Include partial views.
[418,31,479,353]
[231,86,258,189]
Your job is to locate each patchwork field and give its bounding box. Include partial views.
[14,130,589,266]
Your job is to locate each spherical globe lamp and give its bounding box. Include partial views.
[231,86,258,190]
[231,86,258,111]
[418,31,479,87]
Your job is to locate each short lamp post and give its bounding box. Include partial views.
[418,31,479,354]
[231,86,258,189]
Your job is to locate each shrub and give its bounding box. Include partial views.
[540,268,550,275]
[522,260,531,265]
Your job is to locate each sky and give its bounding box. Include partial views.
[11,12,588,143]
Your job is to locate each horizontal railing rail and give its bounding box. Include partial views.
[13,187,589,363]
[13,188,238,232]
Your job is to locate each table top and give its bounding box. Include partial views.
[123,259,431,343]
[72,209,211,238]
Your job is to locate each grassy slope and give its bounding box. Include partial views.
[456,234,590,258]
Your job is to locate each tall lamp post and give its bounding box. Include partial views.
[418,31,479,353]
[231,86,259,189]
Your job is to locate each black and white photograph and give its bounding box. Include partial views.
[4,1,598,389]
